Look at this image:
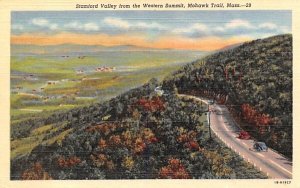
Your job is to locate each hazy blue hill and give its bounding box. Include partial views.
[11,44,208,56]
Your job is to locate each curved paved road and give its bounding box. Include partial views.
[178,94,292,179]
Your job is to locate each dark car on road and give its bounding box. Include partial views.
[251,141,268,152]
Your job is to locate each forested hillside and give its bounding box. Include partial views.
[11,78,266,179]
[163,34,292,158]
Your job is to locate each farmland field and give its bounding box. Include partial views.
[11,50,207,122]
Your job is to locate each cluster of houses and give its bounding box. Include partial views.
[76,70,84,74]
[47,81,59,85]
[14,86,23,90]
[76,66,116,74]
[61,55,87,59]
[23,74,38,81]
[95,66,116,72]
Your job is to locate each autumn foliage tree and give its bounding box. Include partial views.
[159,158,190,179]
[241,103,273,133]
[137,96,165,112]
[57,156,81,168]
[177,129,201,151]
[21,162,52,180]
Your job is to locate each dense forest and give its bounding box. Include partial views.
[11,78,266,179]
[163,34,293,159]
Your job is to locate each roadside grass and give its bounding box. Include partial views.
[11,105,78,121]
[45,128,73,146]
[44,87,79,95]
[30,124,53,136]
[11,93,42,108]
[11,121,71,159]
[11,135,45,159]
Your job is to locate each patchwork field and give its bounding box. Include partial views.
[11,50,207,122]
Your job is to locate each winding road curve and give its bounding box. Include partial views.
[178,94,292,179]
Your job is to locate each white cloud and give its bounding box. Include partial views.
[258,23,290,33]
[135,22,165,29]
[103,17,164,31]
[103,17,130,29]
[225,19,254,29]
[31,18,58,30]
[192,23,209,32]
[65,21,99,31]
[215,26,225,32]
[32,18,49,26]
[173,28,188,34]
[65,21,79,29]
[83,23,99,31]
[171,18,291,39]
[173,19,255,36]
[279,26,290,33]
[49,23,58,30]
[12,24,24,30]
[173,23,209,34]
[259,22,277,30]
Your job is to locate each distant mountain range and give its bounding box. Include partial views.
[11,44,207,56]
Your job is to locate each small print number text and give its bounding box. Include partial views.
[274,180,291,184]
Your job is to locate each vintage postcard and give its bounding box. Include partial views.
[0,0,299,187]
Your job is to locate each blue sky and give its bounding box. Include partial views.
[11,11,291,50]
